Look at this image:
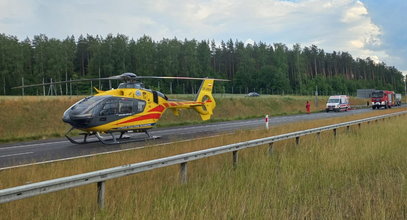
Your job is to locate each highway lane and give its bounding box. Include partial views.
[0,107,379,169]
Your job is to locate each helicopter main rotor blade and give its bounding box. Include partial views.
[11,77,119,89]
[137,76,230,81]
[12,72,229,89]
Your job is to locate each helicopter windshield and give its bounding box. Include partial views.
[70,96,110,117]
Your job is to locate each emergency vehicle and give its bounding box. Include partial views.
[325,95,350,112]
[371,90,395,109]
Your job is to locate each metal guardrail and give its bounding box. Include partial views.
[1,110,406,208]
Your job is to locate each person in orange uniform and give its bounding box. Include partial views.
[306,100,311,114]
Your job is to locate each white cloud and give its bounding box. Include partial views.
[0,0,37,38]
[147,0,386,63]
[341,0,368,23]
[0,0,401,70]
[0,0,35,20]
[244,38,255,46]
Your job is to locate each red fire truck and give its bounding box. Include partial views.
[371,90,395,109]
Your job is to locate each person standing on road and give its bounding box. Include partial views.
[306,100,311,114]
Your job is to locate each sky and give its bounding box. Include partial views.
[1,0,406,75]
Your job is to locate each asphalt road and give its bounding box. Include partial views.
[0,107,385,169]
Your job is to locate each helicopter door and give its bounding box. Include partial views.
[134,100,146,113]
[98,98,146,122]
[118,100,134,114]
[99,99,119,122]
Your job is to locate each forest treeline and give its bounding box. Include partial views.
[0,33,404,95]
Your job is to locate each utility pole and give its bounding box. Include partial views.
[3,75,5,95]
[48,78,53,96]
[70,78,72,97]
[404,75,406,104]
[43,78,45,96]
[315,85,318,108]
[21,77,24,96]
[65,68,68,95]
[297,48,301,94]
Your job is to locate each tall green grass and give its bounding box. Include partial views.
[0,111,406,219]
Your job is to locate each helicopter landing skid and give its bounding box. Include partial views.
[65,127,159,145]
[65,127,100,144]
[95,130,160,145]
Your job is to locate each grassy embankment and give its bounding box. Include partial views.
[0,94,367,143]
[0,107,406,219]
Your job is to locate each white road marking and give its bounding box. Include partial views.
[0,133,232,170]
[0,152,34,158]
[0,108,380,169]
[0,141,69,151]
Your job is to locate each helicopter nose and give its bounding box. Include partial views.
[62,110,93,128]
[62,111,72,124]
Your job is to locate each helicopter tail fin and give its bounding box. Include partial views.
[193,79,216,121]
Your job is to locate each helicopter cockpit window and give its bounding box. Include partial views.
[136,100,146,113]
[100,99,119,116]
[71,96,108,116]
[99,98,146,116]
[119,100,133,114]
[72,96,106,110]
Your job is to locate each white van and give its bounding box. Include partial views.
[326,95,350,112]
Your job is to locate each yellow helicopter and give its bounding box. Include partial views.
[14,73,228,144]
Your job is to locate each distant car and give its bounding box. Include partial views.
[247,92,260,97]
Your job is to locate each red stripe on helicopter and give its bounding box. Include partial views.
[148,105,166,113]
[115,113,162,125]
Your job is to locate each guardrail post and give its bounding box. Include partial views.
[358,123,361,129]
[97,181,105,209]
[316,132,320,140]
[295,137,300,145]
[268,143,273,155]
[180,162,188,184]
[346,126,350,133]
[333,128,337,137]
[232,150,238,168]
